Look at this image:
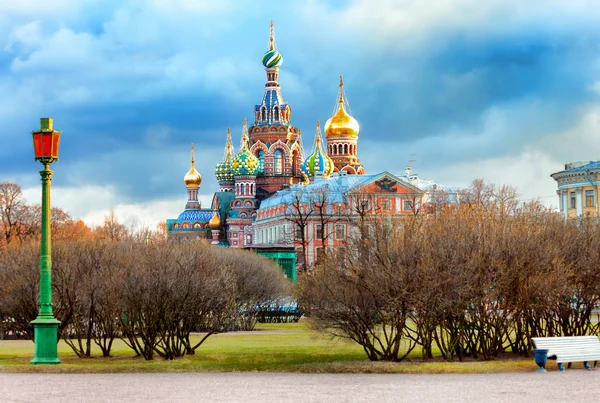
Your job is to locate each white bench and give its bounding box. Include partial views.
[532,336,600,371]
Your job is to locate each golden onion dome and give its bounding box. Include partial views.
[184,144,202,187]
[324,76,360,138]
[209,210,221,229]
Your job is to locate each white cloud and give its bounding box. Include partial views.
[21,183,213,227]
[361,103,600,209]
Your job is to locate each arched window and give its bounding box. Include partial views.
[261,107,266,121]
[292,150,299,175]
[274,107,279,121]
[258,150,265,173]
[274,150,283,175]
[344,144,348,154]
[241,183,245,195]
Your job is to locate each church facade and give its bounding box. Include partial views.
[167,22,454,269]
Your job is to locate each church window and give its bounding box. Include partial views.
[241,183,245,195]
[258,150,265,173]
[274,150,283,175]
[570,192,576,209]
[261,107,266,121]
[274,107,280,121]
[292,150,299,175]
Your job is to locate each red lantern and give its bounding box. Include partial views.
[32,118,61,162]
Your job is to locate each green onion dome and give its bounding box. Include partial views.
[215,128,234,182]
[215,160,233,182]
[302,120,334,179]
[262,48,282,68]
[231,119,259,176]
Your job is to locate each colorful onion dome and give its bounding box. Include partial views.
[209,209,221,229]
[303,120,334,179]
[184,143,202,187]
[324,76,360,138]
[232,118,259,176]
[262,21,283,68]
[215,127,235,182]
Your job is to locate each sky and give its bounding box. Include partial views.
[2,0,600,228]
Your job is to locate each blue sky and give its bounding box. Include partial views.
[2,0,600,226]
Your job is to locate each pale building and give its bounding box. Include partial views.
[551,161,600,219]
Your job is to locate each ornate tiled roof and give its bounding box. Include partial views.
[177,209,213,222]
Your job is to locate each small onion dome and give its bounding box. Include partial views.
[184,144,202,187]
[215,160,233,182]
[262,21,283,68]
[302,121,334,179]
[231,118,259,176]
[184,166,202,187]
[262,48,282,68]
[324,76,360,138]
[232,148,259,176]
[209,210,221,229]
[215,128,234,182]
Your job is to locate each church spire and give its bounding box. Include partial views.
[269,20,275,51]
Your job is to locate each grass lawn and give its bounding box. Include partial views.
[0,320,536,374]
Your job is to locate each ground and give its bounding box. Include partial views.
[0,321,539,374]
[3,372,600,403]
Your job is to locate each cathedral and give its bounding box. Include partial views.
[167,21,366,247]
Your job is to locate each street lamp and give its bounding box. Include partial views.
[30,117,61,365]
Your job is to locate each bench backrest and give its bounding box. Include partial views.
[532,336,600,363]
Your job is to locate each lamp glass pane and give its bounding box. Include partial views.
[33,134,42,158]
[51,133,60,158]
[42,133,52,157]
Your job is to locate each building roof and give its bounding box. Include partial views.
[258,171,419,210]
[176,209,213,222]
[550,160,600,180]
[562,161,600,172]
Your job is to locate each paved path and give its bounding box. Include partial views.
[2,371,600,402]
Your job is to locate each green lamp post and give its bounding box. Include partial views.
[30,117,61,365]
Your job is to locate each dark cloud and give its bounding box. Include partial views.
[2,0,600,215]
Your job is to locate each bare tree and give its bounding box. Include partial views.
[283,190,314,272]
[312,186,344,253]
[95,211,128,241]
[0,182,28,246]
